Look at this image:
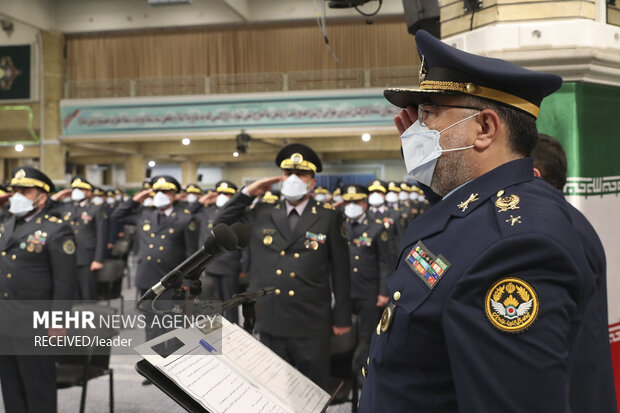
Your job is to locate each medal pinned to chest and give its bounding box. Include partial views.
[304,231,326,250]
[353,232,373,247]
[80,211,93,224]
[23,230,48,253]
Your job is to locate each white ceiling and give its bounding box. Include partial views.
[1,0,405,33]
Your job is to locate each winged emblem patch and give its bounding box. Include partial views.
[485,277,539,333]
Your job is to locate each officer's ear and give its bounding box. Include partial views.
[533,167,542,177]
[473,108,500,151]
[35,190,49,209]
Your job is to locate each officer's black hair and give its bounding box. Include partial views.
[531,133,567,190]
[461,95,539,157]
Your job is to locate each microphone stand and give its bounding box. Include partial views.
[219,287,276,333]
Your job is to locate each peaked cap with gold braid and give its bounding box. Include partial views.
[384,30,563,119]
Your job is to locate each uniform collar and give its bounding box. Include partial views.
[285,197,310,216]
[400,158,534,250]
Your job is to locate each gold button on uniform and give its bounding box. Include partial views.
[393,291,401,301]
[150,233,155,238]
[497,189,505,197]
[288,290,295,297]
[275,289,281,295]
[276,269,282,276]
[280,250,285,256]
[355,255,359,260]
[290,272,295,278]
[353,268,358,273]
[157,259,161,263]
[1,252,5,256]
[159,246,164,251]
[3,293,7,298]
[11,255,16,260]
[149,244,154,249]
[294,253,300,259]
[161,235,166,239]
[6,274,11,279]
[147,256,152,261]
[361,366,368,378]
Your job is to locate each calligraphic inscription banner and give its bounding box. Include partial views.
[60,92,398,135]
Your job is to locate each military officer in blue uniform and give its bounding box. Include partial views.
[358,30,615,412]
[111,175,198,341]
[0,167,77,413]
[531,133,616,413]
[342,184,392,345]
[215,143,351,391]
[53,176,108,300]
[366,179,400,264]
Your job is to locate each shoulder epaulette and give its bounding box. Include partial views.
[322,202,334,210]
[184,209,191,215]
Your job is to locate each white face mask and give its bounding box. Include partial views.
[400,113,478,187]
[152,191,171,209]
[409,192,418,201]
[215,193,230,208]
[123,195,129,201]
[281,174,311,202]
[92,196,104,206]
[344,203,364,220]
[368,192,384,207]
[106,197,116,205]
[186,194,198,204]
[314,194,327,203]
[143,197,154,207]
[399,191,409,201]
[71,188,86,202]
[332,195,343,203]
[386,192,399,203]
[9,192,36,217]
[115,195,122,201]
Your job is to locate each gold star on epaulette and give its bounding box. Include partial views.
[323,203,334,210]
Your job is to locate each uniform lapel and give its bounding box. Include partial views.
[287,200,320,247]
[0,216,16,250]
[271,201,291,241]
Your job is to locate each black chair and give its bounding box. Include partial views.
[329,315,360,412]
[110,238,131,260]
[96,259,126,314]
[56,304,119,413]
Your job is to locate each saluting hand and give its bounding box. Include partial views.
[199,191,218,206]
[0,193,11,207]
[394,106,419,136]
[246,176,282,198]
[132,189,152,203]
[51,188,72,201]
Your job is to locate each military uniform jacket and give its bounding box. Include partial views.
[194,205,242,277]
[111,201,198,290]
[367,207,400,268]
[345,215,392,298]
[0,205,77,301]
[215,192,351,338]
[360,158,602,412]
[60,201,108,266]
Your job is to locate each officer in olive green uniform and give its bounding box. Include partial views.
[215,143,351,391]
[111,175,198,341]
[342,184,393,344]
[0,167,77,413]
[56,177,108,300]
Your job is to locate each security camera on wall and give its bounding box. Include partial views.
[326,0,373,8]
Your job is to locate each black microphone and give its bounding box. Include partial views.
[230,222,251,248]
[138,223,238,304]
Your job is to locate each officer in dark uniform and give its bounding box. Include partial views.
[359,30,615,412]
[192,180,242,322]
[366,179,400,264]
[215,143,351,391]
[54,177,108,300]
[0,167,77,413]
[312,186,331,203]
[342,184,392,345]
[532,133,616,413]
[111,175,198,341]
[178,183,202,210]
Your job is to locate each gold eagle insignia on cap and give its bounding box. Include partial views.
[485,277,539,333]
[290,153,303,164]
